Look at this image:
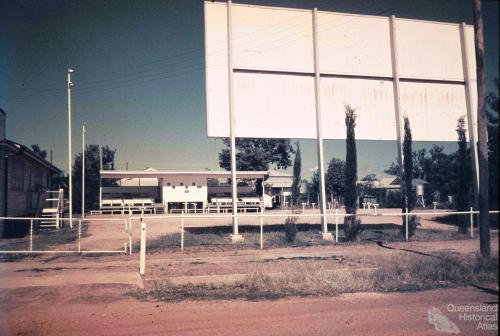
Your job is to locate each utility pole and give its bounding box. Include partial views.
[81,123,86,219]
[473,0,490,257]
[67,68,74,228]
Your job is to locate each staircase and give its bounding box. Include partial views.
[40,189,64,229]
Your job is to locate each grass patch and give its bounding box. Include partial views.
[139,253,498,302]
[141,224,487,253]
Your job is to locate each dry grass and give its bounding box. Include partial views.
[141,225,485,254]
[141,253,498,301]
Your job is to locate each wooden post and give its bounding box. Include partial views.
[312,8,330,239]
[389,15,406,213]
[473,0,491,257]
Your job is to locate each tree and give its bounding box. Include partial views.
[401,116,417,238]
[358,174,377,201]
[473,0,490,257]
[309,169,320,197]
[219,138,293,171]
[456,117,471,234]
[486,78,499,209]
[291,142,301,205]
[31,144,47,159]
[325,158,345,199]
[385,146,459,204]
[72,145,116,212]
[343,105,361,241]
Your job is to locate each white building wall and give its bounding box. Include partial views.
[161,175,208,209]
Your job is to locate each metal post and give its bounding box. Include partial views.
[81,124,85,219]
[226,0,241,242]
[335,209,339,243]
[470,207,474,238]
[389,16,406,209]
[78,218,82,253]
[312,8,331,240]
[99,145,102,208]
[260,208,263,250]
[128,217,132,255]
[67,68,74,228]
[181,211,184,251]
[459,23,480,212]
[405,207,409,241]
[29,219,33,252]
[139,220,146,275]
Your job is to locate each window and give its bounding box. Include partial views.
[192,182,196,186]
[10,160,24,191]
[180,182,184,186]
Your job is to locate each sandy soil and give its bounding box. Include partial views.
[0,211,498,335]
[0,285,497,336]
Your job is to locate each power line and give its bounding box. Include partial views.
[5,2,401,101]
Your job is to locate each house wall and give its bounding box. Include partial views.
[207,185,253,196]
[0,149,5,237]
[101,186,159,201]
[7,155,52,217]
[0,111,5,236]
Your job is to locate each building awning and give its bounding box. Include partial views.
[264,178,293,188]
[100,170,268,180]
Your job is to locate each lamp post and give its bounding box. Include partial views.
[81,123,85,219]
[67,68,74,227]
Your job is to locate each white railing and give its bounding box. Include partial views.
[131,208,499,274]
[0,217,131,255]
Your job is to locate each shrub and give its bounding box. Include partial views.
[343,216,362,241]
[284,216,298,242]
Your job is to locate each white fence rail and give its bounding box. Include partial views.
[132,209,499,274]
[0,217,131,254]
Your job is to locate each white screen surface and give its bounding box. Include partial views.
[204,2,476,142]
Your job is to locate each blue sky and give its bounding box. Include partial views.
[1,0,498,179]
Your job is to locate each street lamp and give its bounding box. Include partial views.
[67,68,74,228]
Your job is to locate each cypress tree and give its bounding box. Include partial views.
[291,142,302,206]
[344,105,361,240]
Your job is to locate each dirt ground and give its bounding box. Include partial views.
[0,210,498,335]
[0,285,497,336]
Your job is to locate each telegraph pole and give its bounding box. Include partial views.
[473,0,490,257]
[67,68,74,227]
[81,123,86,219]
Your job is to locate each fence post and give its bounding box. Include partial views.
[139,219,147,275]
[78,219,82,253]
[405,207,409,241]
[29,219,33,252]
[181,211,184,252]
[128,218,132,255]
[335,209,339,243]
[470,207,474,238]
[260,207,264,249]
